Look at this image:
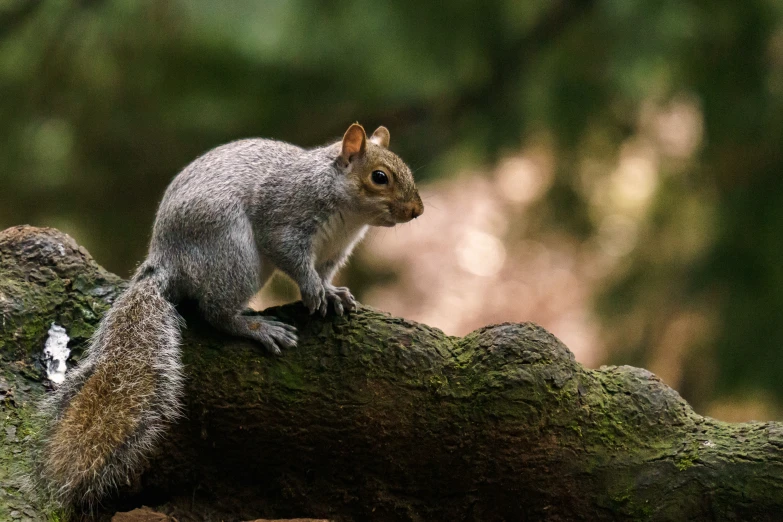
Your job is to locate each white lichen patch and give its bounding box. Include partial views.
[43,323,70,384]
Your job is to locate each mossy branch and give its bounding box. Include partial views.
[2,226,783,521]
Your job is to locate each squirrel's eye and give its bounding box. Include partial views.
[371,170,389,185]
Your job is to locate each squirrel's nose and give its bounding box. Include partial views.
[409,192,424,220]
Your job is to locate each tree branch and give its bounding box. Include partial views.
[1,225,782,521]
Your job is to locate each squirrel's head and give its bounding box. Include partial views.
[337,123,423,227]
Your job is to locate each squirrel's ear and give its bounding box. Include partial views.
[369,126,390,148]
[339,123,367,166]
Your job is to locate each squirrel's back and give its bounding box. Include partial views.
[152,137,343,234]
[159,138,313,202]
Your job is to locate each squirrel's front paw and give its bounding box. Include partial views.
[325,284,357,316]
[302,282,328,316]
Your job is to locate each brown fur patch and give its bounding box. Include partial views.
[42,282,165,495]
[46,358,155,488]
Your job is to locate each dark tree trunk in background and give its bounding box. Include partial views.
[1,226,783,521]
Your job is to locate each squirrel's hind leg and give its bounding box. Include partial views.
[194,223,298,355]
[199,273,298,355]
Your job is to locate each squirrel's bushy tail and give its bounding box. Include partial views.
[35,265,183,507]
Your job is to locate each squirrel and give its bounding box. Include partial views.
[33,123,423,507]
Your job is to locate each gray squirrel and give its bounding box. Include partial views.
[33,123,423,507]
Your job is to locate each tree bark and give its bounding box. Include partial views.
[1,225,783,521]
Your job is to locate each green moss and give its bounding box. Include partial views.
[611,490,631,505]
[0,394,44,520]
[428,374,448,391]
[676,456,695,471]
[604,483,655,520]
[676,440,700,471]
[268,360,319,393]
[47,512,66,522]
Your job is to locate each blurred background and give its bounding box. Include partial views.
[2,0,783,422]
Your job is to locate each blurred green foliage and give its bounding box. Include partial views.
[2,0,783,415]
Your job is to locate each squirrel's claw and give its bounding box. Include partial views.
[332,298,344,316]
[302,283,327,316]
[325,285,356,316]
[305,284,356,317]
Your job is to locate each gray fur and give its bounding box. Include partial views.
[34,129,422,507]
[150,139,381,351]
